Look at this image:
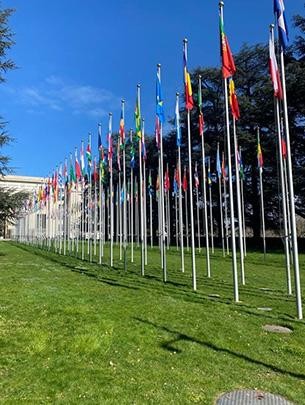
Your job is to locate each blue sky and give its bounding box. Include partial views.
[1,0,304,177]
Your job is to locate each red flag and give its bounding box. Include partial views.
[220,16,236,78]
[183,40,194,110]
[229,79,240,120]
[182,168,188,192]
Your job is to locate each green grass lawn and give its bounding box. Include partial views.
[0,241,305,404]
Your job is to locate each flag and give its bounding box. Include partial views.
[219,15,236,78]
[198,80,204,136]
[183,40,194,110]
[229,78,240,120]
[80,142,86,177]
[156,175,160,199]
[155,117,161,149]
[274,0,289,50]
[130,142,135,169]
[98,123,102,152]
[194,162,199,189]
[142,129,147,161]
[148,172,154,196]
[93,157,98,183]
[119,104,125,145]
[100,146,107,183]
[281,126,287,159]
[175,95,182,147]
[86,138,92,176]
[69,154,76,185]
[269,31,283,99]
[135,88,142,140]
[117,135,121,172]
[156,67,165,123]
[75,149,81,181]
[108,114,113,161]
[173,169,178,195]
[182,168,188,192]
[222,153,227,179]
[164,167,170,192]
[207,158,212,187]
[257,139,264,171]
[58,164,63,187]
[216,145,221,178]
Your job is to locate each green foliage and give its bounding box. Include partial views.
[0,189,28,236]
[0,242,304,403]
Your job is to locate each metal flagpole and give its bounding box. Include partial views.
[157,65,167,282]
[175,189,178,251]
[184,168,189,253]
[175,94,185,270]
[223,152,230,255]
[217,143,225,257]
[219,1,239,301]
[198,75,211,273]
[121,100,127,272]
[142,118,148,265]
[278,24,302,319]
[99,165,102,265]
[149,170,153,249]
[94,158,98,258]
[270,24,291,295]
[130,130,134,263]
[109,113,114,267]
[239,147,247,258]
[257,127,266,259]
[195,162,201,253]
[165,164,170,250]
[232,118,245,285]
[183,39,196,290]
[208,157,215,254]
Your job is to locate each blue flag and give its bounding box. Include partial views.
[274,0,289,50]
[216,147,221,178]
[156,68,165,123]
[98,123,102,151]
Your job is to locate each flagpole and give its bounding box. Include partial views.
[165,163,170,250]
[157,64,167,283]
[99,163,102,265]
[257,127,266,259]
[217,143,225,257]
[232,117,245,284]
[279,34,302,318]
[223,152,230,255]
[121,100,127,272]
[195,162,201,253]
[219,2,238,301]
[136,85,145,276]
[130,129,134,263]
[149,169,153,249]
[239,147,247,257]
[208,158,214,254]
[198,76,211,276]
[176,93,185,273]
[184,168,189,253]
[175,189,178,251]
[142,118,148,265]
[108,113,114,267]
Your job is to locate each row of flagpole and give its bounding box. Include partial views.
[13,0,302,319]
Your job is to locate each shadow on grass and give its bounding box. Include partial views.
[134,317,305,381]
[12,243,302,324]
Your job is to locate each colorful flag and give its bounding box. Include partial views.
[216,145,221,178]
[238,148,245,180]
[229,78,240,120]
[130,138,135,169]
[69,154,76,186]
[194,162,199,189]
[164,167,170,192]
[135,87,142,140]
[274,0,289,50]
[183,40,194,110]
[98,123,102,152]
[93,157,98,183]
[198,80,204,136]
[269,31,283,99]
[221,153,227,179]
[86,138,92,176]
[148,171,154,196]
[207,158,212,187]
[108,114,113,161]
[119,104,125,145]
[175,95,182,147]
[75,149,81,181]
[173,169,178,195]
[219,15,236,78]
[257,139,264,171]
[156,67,165,123]
[182,167,188,192]
[80,142,86,177]
[117,135,121,172]
[281,125,287,159]
[58,164,63,187]
[142,128,147,161]
[100,146,107,183]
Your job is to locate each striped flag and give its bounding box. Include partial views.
[229,78,240,120]
[156,68,165,124]
[269,30,283,99]
[182,168,188,192]
[194,162,199,189]
[274,0,289,50]
[257,139,264,171]
[75,148,81,181]
[183,40,194,110]
[135,87,142,140]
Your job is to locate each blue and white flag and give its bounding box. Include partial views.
[274,0,289,50]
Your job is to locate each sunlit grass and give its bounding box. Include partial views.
[0,241,304,403]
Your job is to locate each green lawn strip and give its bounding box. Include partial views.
[0,241,304,403]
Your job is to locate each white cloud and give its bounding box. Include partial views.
[9,76,120,118]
